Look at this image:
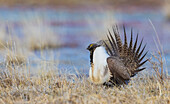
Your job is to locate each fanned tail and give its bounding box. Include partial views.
[105,25,148,77]
[112,26,123,56]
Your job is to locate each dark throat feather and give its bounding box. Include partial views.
[90,50,94,65]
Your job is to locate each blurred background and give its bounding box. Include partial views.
[0,0,169,75]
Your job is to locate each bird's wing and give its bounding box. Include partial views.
[107,56,130,80]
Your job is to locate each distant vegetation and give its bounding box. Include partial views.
[164,0,170,20]
[0,17,62,66]
[0,0,162,8]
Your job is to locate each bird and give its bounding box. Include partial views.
[86,25,148,86]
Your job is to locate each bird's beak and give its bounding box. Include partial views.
[86,46,90,50]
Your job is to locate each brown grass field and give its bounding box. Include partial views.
[0,1,169,103]
[0,24,169,103]
[0,60,169,104]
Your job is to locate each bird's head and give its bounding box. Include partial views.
[86,43,101,51]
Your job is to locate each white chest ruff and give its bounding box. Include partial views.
[89,46,111,84]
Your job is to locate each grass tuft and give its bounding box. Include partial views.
[0,66,169,103]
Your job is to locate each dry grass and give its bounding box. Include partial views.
[149,52,165,84]
[0,63,169,104]
[0,34,169,103]
[0,38,169,104]
[0,47,169,103]
[149,19,169,84]
[0,17,61,52]
[0,37,27,66]
[0,24,168,104]
[0,9,169,104]
[4,49,27,66]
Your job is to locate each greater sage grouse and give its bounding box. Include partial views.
[87,26,148,86]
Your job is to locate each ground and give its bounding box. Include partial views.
[0,66,169,103]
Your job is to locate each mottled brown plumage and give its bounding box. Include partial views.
[103,26,148,85]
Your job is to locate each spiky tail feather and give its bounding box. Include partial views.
[105,25,148,77]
